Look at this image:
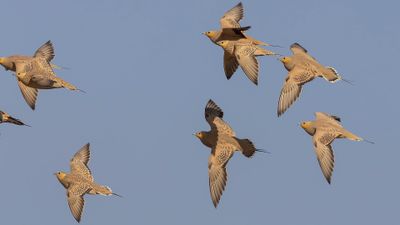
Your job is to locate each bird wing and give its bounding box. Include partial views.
[34,40,55,62]
[290,43,308,54]
[234,45,259,85]
[0,112,26,126]
[70,143,93,181]
[223,50,239,80]
[67,183,90,223]
[277,67,315,116]
[208,139,235,207]
[204,99,235,136]
[313,129,337,184]
[17,80,38,110]
[290,43,318,62]
[205,99,224,119]
[220,2,243,28]
[315,112,342,127]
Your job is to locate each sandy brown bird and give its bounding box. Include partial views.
[0,110,28,126]
[203,2,269,46]
[217,40,275,85]
[203,2,272,81]
[301,112,372,184]
[55,143,121,223]
[277,43,348,116]
[0,40,79,110]
[194,99,262,207]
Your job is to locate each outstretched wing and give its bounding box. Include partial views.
[223,51,239,80]
[70,143,93,181]
[315,112,342,127]
[67,183,90,222]
[313,129,337,184]
[204,99,235,136]
[220,2,244,28]
[277,67,315,116]
[34,40,55,62]
[235,45,259,85]
[17,80,38,110]
[208,139,235,207]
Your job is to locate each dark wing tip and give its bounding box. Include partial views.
[232,26,251,35]
[205,99,224,118]
[291,43,307,53]
[326,176,332,184]
[331,115,341,122]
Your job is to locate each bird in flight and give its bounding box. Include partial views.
[277,43,350,116]
[301,112,373,184]
[194,99,263,207]
[0,40,81,110]
[55,143,121,222]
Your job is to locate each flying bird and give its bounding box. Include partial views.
[202,2,268,46]
[301,112,373,184]
[55,143,121,223]
[277,43,350,116]
[0,40,80,110]
[0,110,29,126]
[202,2,273,81]
[194,99,262,207]
[217,40,275,85]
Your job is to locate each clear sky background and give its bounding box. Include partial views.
[0,0,398,224]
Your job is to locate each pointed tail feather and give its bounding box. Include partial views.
[95,185,114,196]
[254,47,275,56]
[325,67,354,85]
[343,130,363,142]
[58,79,85,92]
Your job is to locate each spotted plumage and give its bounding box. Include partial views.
[55,143,121,223]
[217,40,275,85]
[195,99,262,207]
[277,43,344,116]
[301,112,370,184]
[0,40,80,110]
[203,2,272,80]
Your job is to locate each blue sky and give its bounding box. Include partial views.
[0,0,398,224]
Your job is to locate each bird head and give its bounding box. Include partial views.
[54,171,67,181]
[216,41,230,49]
[300,121,316,136]
[0,57,5,66]
[193,131,205,140]
[280,56,295,70]
[202,30,218,39]
[280,56,291,64]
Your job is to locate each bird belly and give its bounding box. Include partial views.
[28,76,61,89]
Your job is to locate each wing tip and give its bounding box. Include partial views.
[290,42,308,53]
[206,99,224,118]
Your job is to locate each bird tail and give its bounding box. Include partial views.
[254,46,275,56]
[253,39,271,46]
[93,184,123,197]
[93,185,113,195]
[56,78,85,92]
[323,66,342,83]
[235,138,258,158]
[60,80,77,90]
[342,130,363,142]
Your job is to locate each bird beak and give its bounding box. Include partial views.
[201,32,205,35]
